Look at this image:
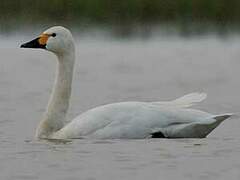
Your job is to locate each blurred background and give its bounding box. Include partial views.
[1,0,240,37]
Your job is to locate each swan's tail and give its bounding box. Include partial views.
[213,113,233,123]
[152,92,207,108]
[196,113,234,137]
[155,113,234,138]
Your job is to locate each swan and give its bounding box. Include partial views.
[20,26,233,139]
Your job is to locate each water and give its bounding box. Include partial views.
[0,33,240,180]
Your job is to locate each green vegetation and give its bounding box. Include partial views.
[1,0,240,33]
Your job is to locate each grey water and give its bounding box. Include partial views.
[0,32,240,180]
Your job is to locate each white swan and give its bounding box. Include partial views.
[20,26,232,139]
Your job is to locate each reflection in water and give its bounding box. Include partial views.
[41,138,73,145]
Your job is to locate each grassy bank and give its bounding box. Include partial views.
[1,0,240,34]
[2,0,240,23]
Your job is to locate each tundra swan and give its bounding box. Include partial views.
[20,26,232,139]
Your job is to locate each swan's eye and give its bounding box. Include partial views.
[52,33,56,37]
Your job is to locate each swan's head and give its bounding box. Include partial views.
[20,26,75,55]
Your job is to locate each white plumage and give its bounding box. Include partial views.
[20,26,232,140]
[53,94,231,139]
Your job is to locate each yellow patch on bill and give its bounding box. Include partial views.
[38,34,49,45]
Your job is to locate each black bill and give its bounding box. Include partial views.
[20,37,46,49]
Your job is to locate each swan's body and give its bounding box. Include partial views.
[52,101,231,139]
[20,26,232,139]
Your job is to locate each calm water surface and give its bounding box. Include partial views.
[0,33,240,180]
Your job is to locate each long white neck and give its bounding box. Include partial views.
[36,51,75,138]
